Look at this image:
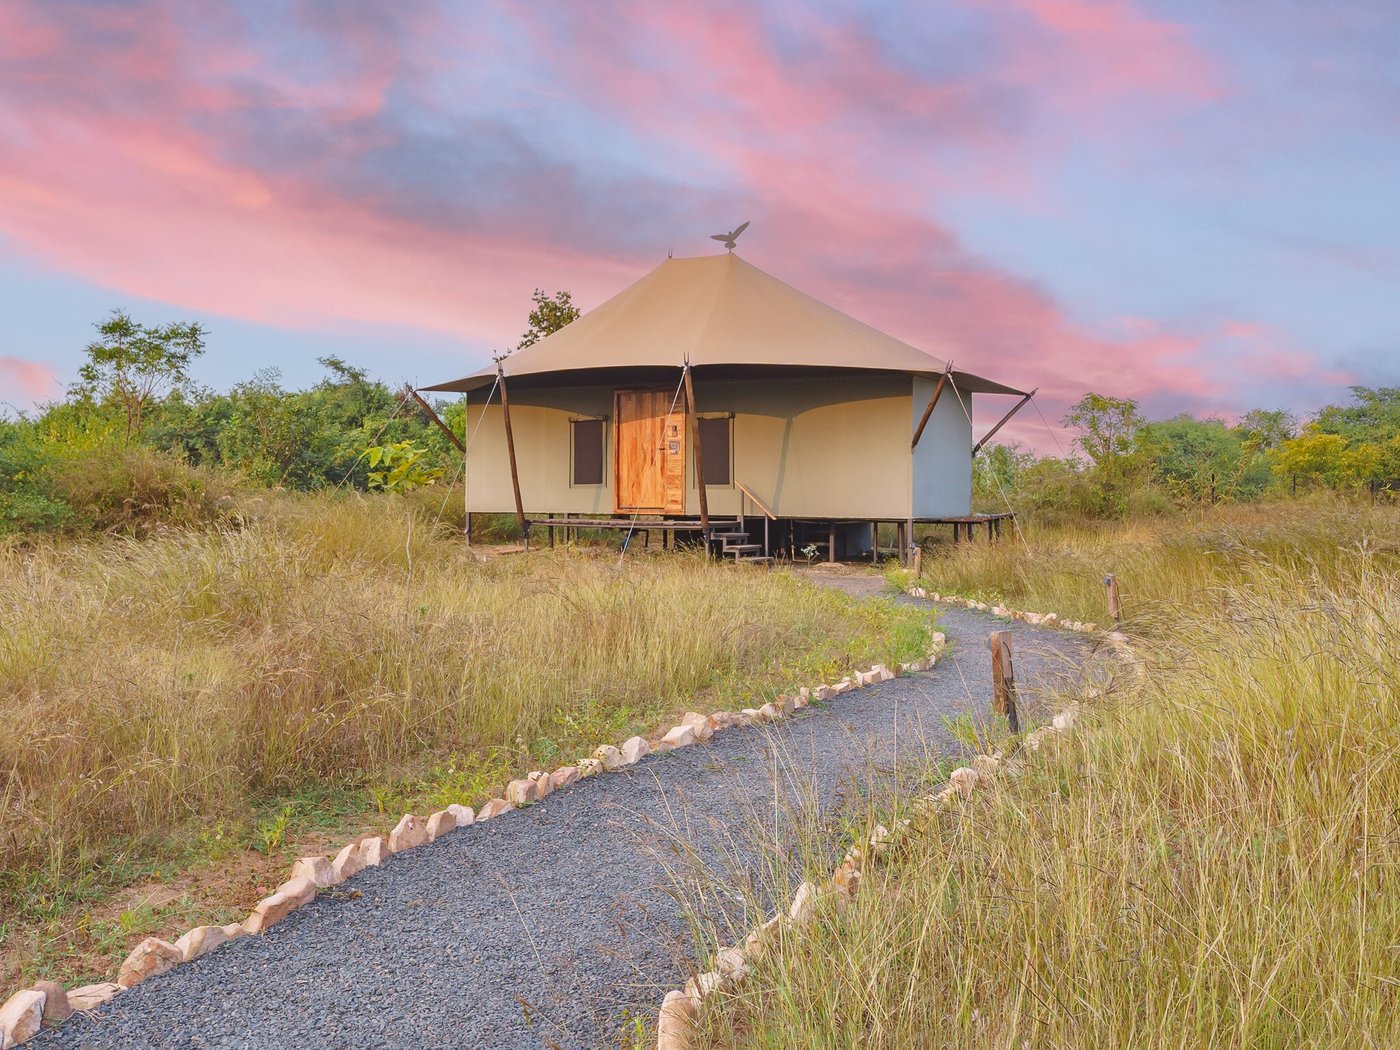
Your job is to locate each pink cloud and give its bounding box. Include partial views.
[996,0,1223,109]
[0,356,58,408]
[0,0,1338,456]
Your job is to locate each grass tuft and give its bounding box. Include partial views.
[692,504,1400,1047]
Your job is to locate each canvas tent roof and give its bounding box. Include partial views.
[423,253,1025,396]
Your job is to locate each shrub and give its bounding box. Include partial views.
[49,446,242,535]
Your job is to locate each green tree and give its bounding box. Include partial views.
[1272,429,1350,487]
[1062,394,1146,478]
[1314,386,1400,445]
[1237,408,1297,452]
[516,289,580,351]
[365,440,444,492]
[74,310,207,441]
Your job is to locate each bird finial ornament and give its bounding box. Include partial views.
[710,220,750,251]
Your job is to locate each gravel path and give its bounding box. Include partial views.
[39,593,1092,1050]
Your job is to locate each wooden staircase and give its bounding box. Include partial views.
[708,525,770,563]
[708,481,777,563]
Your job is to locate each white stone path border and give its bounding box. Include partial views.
[651,587,1139,1050]
[0,634,948,1049]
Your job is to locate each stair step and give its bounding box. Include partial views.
[711,532,749,540]
[725,544,764,553]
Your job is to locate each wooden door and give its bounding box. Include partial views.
[615,389,686,514]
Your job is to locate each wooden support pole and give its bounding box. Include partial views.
[828,521,836,564]
[1104,573,1122,626]
[497,367,528,546]
[973,388,1038,455]
[682,364,709,534]
[912,544,923,581]
[403,385,464,452]
[911,364,953,450]
[988,630,1020,734]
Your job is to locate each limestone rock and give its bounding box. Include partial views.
[812,685,835,702]
[788,881,821,923]
[389,813,428,853]
[744,914,787,959]
[477,798,512,820]
[1052,709,1076,732]
[620,735,650,764]
[447,803,475,826]
[949,767,981,797]
[651,741,676,753]
[577,758,605,777]
[662,724,697,748]
[705,712,734,732]
[66,983,121,1011]
[1082,622,1099,632]
[505,778,541,807]
[679,712,714,741]
[333,841,366,880]
[758,702,781,721]
[656,989,698,1050]
[715,946,748,978]
[0,990,44,1047]
[831,863,861,898]
[32,980,70,1024]
[971,753,1000,777]
[527,770,552,797]
[117,936,182,988]
[593,744,624,770]
[174,923,241,962]
[425,810,457,841]
[872,664,896,682]
[289,855,341,888]
[548,767,580,791]
[243,875,316,935]
[738,708,762,725]
[684,971,723,1000]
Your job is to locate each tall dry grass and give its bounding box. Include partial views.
[916,500,1391,626]
[0,493,931,929]
[692,505,1400,1048]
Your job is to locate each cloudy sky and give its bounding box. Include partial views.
[1,0,1396,445]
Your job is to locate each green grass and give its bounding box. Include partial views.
[686,503,1400,1048]
[0,490,934,990]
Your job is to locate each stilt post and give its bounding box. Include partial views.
[497,366,529,547]
[682,363,709,535]
[1104,573,1122,626]
[989,630,1020,734]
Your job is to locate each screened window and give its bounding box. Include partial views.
[571,418,604,486]
[698,416,732,486]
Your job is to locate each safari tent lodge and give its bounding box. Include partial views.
[422,251,1031,563]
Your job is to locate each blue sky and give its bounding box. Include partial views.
[1,0,1397,444]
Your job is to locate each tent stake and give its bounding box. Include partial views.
[497,366,529,547]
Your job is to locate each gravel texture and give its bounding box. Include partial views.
[38,593,1091,1050]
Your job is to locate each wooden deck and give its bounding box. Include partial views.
[520,511,1015,560]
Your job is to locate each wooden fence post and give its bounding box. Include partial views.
[1104,573,1121,626]
[988,631,1020,734]
[912,545,923,582]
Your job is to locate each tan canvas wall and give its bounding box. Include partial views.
[461,374,916,519]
